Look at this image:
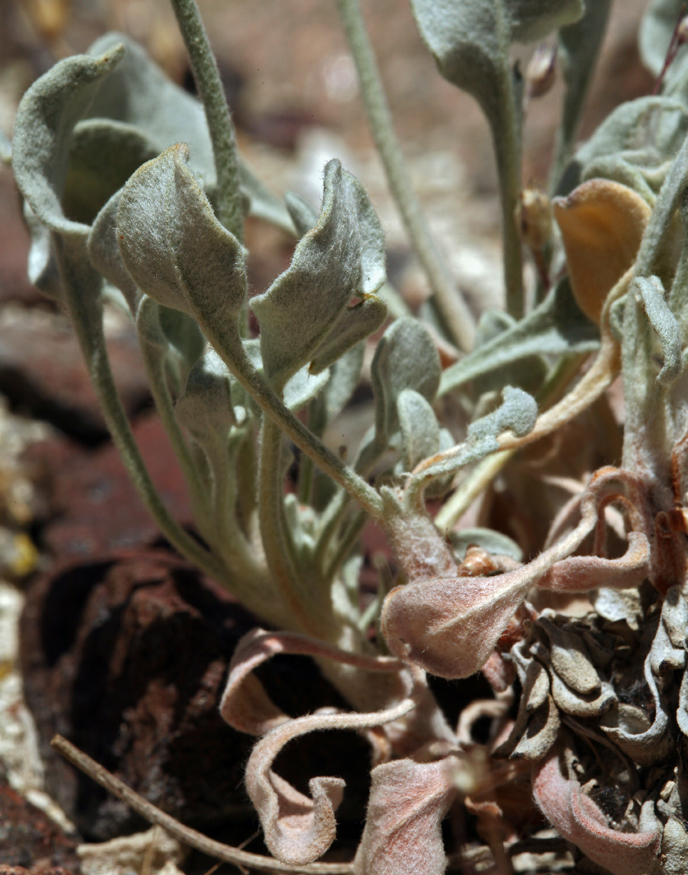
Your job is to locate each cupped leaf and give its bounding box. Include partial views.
[553,179,651,324]
[63,119,159,225]
[86,32,293,232]
[86,32,215,182]
[557,96,688,196]
[251,159,386,388]
[382,475,650,679]
[309,294,387,376]
[88,189,140,312]
[410,0,582,108]
[117,143,247,355]
[12,44,125,236]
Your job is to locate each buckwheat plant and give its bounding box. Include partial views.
[8,0,688,871]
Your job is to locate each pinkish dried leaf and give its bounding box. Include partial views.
[245,694,417,864]
[382,475,649,680]
[353,756,459,875]
[532,750,660,875]
[220,628,408,735]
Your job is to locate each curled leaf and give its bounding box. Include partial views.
[12,45,125,236]
[532,749,660,875]
[251,159,386,388]
[353,756,459,875]
[220,628,409,736]
[88,189,140,312]
[553,179,651,324]
[220,631,419,865]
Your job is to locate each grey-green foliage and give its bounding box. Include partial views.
[0,129,10,165]
[620,134,688,486]
[397,389,440,471]
[175,348,241,456]
[12,45,126,238]
[251,160,387,389]
[550,0,612,190]
[88,189,140,312]
[439,279,599,396]
[639,0,684,78]
[118,143,248,365]
[409,0,583,119]
[557,96,688,197]
[634,276,683,385]
[371,318,440,449]
[86,32,293,232]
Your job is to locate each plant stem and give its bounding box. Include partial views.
[323,507,367,582]
[334,0,476,352]
[491,54,524,320]
[52,735,354,875]
[434,351,590,532]
[434,449,513,535]
[258,417,316,634]
[169,0,243,240]
[138,337,212,534]
[195,316,385,521]
[56,238,229,584]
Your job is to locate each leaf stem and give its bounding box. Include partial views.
[334,0,476,351]
[195,319,385,521]
[138,336,212,536]
[258,417,316,634]
[169,0,243,240]
[434,351,591,533]
[491,34,524,319]
[56,237,229,585]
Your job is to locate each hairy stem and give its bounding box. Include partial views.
[194,316,384,520]
[491,10,524,319]
[52,735,354,875]
[57,239,228,584]
[334,0,476,351]
[169,0,243,240]
[258,416,315,634]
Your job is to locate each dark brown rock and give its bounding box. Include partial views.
[0,778,80,872]
[20,551,370,842]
